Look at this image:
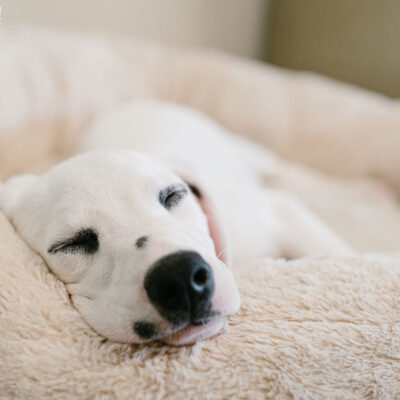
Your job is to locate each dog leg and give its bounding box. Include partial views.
[270,192,354,259]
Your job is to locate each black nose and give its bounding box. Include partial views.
[144,251,214,325]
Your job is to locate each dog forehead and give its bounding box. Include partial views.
[38,150,182,230]
[47,150,176,195]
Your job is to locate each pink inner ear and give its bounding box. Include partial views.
[194,190,227,264]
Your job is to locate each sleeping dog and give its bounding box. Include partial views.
[0,101,352,345]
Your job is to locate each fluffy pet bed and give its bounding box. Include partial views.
[1,27,400,399]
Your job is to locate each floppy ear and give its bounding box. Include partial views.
[171,164,231,265]
[186,179,230,265]
[0,174,38,218]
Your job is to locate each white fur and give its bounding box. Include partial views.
[0,100,352,345]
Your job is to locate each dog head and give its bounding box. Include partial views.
[0,150,240,344]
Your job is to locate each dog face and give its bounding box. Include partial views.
[0,150,240,345]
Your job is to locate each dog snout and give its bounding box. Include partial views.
[144,251,214,325]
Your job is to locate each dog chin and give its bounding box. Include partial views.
[162,315,227,345]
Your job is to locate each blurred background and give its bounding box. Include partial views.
[2,0,400,97]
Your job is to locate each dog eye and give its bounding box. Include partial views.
[159,184,188,210]
[48,228,99,255]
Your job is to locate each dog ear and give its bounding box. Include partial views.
[186,179,231,264]
[0,174,38,218]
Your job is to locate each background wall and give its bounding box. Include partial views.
[268,0,400,97]
[2,0,400,97]
[1,0,270,59]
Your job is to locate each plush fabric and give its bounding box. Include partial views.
[1,26,400,399]
[1,213,400,399]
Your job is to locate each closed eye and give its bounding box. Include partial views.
[159,184,188,210]
[48,228,99,255]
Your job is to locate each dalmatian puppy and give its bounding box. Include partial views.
[0,100,352,345]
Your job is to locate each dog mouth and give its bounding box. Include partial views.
[133,312,226,345]
[162,315,227,345]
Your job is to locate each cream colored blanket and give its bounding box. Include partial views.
[1,27,400,399]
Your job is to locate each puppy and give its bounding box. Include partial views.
[0,100,352,345]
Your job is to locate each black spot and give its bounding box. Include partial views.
[136,236,149,249]
[48,228,99,255]
[133,321,158,339]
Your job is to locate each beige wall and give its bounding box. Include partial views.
[4,0,397,97]
[1,0,271,59]
[268,0,400,97]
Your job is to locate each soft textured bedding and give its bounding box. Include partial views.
[1,26,400,399]
[1,212,400,399]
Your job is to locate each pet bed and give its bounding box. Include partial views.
[1,26,400,399]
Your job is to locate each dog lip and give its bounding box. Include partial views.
[191,310,220,326]
[163,314,226,344]
[191,320,208,326]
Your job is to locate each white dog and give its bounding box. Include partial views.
[0,100,352,345]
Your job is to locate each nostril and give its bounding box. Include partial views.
[193,267,209,287]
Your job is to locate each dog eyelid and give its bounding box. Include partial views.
[48,228,99,255]
[159,184,188,210]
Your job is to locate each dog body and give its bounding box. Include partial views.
[82,101,352,263]
[0,100,351,344]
